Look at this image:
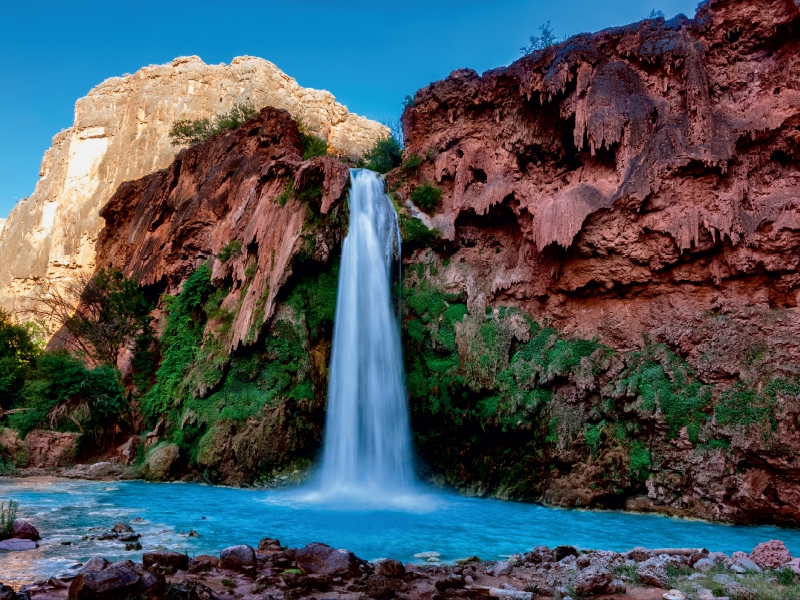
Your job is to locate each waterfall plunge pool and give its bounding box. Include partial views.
[2,476,800,586]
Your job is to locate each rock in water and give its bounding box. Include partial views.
[10,520,40,541]
[0,56,389,327]
[111,522,134,534]
[750,540,792,570]
[219,545,257,572]
[295,543,361,577]
[0,539,37,551]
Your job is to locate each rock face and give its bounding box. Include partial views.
[391,0,800,526]
[25,430,79,467]
[0,55,387,326]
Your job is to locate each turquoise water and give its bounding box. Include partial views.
[2,477,800,587]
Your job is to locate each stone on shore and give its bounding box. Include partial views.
[11,520,40,541]
[143,443,180,481]
[219,545,256,572]
[750,540,791,570]
[731,556,761,573]
[0,538,37,551]
[81,557,110,574]
[553,545,579,561]
[142,551,189,574]
[296,542,361,577]
[636,557,668,588]
[574,565,611,595]
[68,564,141,600]
[374,559,405,578]
[491,560,513,577]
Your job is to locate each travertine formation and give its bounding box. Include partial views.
[0,55,387,324]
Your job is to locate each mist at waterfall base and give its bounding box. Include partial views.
[298,168,423,508]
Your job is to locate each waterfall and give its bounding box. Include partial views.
[318,168,415,499]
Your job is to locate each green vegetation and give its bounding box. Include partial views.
[169,103,257,146]
[296,121,328,160]
[277,178,294,207]
[647,9,666,19]
[402,94,416,109]
[217,240,242,263]
[0,310,39,409]
[399,214,439,252]
[410,182,442,214]
[628,440,651,480]
[359,137,403,174]
[672,564,800,600]
[399,152,424,175]
[521,21,558,55]
[715,378,799,431]
[0,500,18,539]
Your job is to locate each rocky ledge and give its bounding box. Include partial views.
[3,537,800,600]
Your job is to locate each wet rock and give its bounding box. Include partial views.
[375,559,405,578]
[0,538,37,551]
[118,533,140,542]
[296,542,361,577]
[112,522,134,534]
[97,532,118,541]
[68,564,141,600]
[574,565,611,595]
[125,542,142,551]
[750,540,791,570]
[142,551,190,574]
[553,546,579,561]
[11,520,40,541]
[491,561,513,577]
[219,544,257,572]
[257,537,282,550]
[636,557,668,588]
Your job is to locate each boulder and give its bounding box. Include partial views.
[142,551,189,574]
[574,565,612,595]
[68,564,141,600]
[374,559,405,578]
[732,556,762,573]
[527,546,554,564]
[553,545,579,561]
[0,538,36,551]
[627,547,651,562]
[112,522,134,534]
[26,429,79,467]
[81,557,110,574]
[296,542,361,577]
[11,520,40,541]
[694,558,716,572]
[636,557,668,588]
[0,583,14,600]
[365,574,396,599]
[434,574,465,591]
[116,437,140,465]
[143,443,180,481]
[492,560,513,577]
[258,537,282,551]
[219,545,257,572]
[750,540,792,570]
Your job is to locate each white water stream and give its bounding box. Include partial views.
[317,169,415,500]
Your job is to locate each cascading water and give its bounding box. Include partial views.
[317,168,415,499]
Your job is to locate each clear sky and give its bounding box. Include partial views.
[0,0,701,218]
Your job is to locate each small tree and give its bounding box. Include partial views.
[360,137,403,174]
[0,310,40,410]
[33,268,153,367]
[169,103,257,146]
[521,22,558,55]
[647,9,665,19]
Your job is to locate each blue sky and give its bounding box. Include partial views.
[0,0,700,218]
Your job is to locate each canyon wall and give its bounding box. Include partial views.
[0,55,387,325]
[388,0,800,524]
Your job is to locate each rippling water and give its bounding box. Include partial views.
[2,476,800,587]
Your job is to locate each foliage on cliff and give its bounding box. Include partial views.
[169,103,257,146]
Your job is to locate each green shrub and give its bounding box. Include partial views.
[277,178,294,207]
[360,137,403,174]
[169,103,257,146]
[399,214,439,251]
[0,310,39,410]
[296,121,328,160]
[521,21,558,55]
[217,241,242,263]
[0,500,18,539]
[403,94,416,109]
[10,351,126,438]
[629,440,651,480]
[399,152,423,175]
[410,183,442,214]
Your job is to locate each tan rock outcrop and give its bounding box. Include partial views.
[0,55,388,326]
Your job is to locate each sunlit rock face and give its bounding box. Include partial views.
[0,55,388,326]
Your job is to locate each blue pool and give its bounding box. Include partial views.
[1,476,799,586]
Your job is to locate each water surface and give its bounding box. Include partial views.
[2,477,800,587]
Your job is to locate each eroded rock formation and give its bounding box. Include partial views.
[0,55,387,325]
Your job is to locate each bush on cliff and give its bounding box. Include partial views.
[169,103,257,146]
[359,137,403,174]
[410,182,442,214]
[296,121,328,160]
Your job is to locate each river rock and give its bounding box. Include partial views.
[694,558,716,572]
[144,443,180,481]
[0,583,14,600]
[750,540,791,570]
[11,520,40,541]
[142,551,189,574]
[219,545,257,572]
[528,546,554,564]
[637,557,668,588]
[492,561,513,577]
[112,522,134,534]
[627,547,652,562]
[663,591,686,600]
[732,556,761,573]
[258,537,282,550]
[434,574,465,591]
[0,538,36,551]
[365,574,396,599]
[68,564,141,600]
[81,557,110,574]
[713,574,736,584]
[296,542,361,577]
[574,565,611,595]
[553,545,579,561]
[374,559,405,578]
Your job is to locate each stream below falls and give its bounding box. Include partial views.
[2,476,800,586]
